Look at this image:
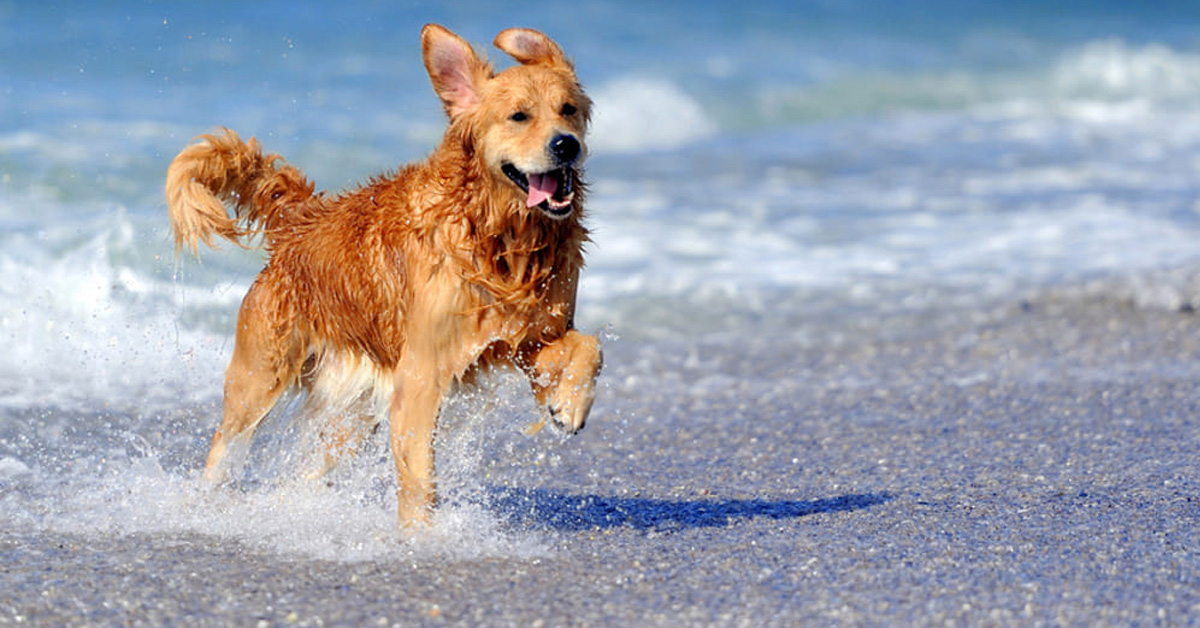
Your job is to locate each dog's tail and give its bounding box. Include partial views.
[165,128,315,255]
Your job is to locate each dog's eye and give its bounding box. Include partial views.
[561,103,578,116]
[510,111,529,122]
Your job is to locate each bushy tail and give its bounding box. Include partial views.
[165,128,315,255]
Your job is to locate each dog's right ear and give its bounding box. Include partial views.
[422,24,490,119]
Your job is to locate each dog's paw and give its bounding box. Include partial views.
[545,377,595,435]
[199,465,232,488]
[527,331,602,435]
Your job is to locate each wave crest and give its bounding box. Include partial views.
[588,77,717,153]
[757,39,1200,125]
[1052,39,1200,100]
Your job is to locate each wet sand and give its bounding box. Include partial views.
[4,285,1200,626]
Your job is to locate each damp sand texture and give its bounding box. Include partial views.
[4,292,1200,626]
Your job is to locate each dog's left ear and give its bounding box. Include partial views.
[494,28,573,70]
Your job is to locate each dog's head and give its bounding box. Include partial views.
[422,24,591,220]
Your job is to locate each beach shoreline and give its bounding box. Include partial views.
[4,282,1199,626]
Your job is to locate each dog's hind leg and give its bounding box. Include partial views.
[202,281,302,484]
[306,411,381,480]
[299,355,391,480]
[523,331,603,434]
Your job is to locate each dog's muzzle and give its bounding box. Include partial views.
[502,134,582,219]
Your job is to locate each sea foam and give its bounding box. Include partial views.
[0,212,232,411]
[588,76,717,153]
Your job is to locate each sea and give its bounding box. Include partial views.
[4,0,1200,564]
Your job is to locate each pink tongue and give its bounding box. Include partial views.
[526,172,558,208]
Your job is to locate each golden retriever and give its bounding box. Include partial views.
[165,24,601,526]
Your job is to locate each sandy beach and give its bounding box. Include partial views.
[4,280,1199,627]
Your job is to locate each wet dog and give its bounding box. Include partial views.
[165,24,601,526]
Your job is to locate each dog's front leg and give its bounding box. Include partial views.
[389,365,444,526]
[525,330,603,434]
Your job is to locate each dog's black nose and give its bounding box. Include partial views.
[550,134,581,165]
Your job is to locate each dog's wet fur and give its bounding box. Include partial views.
[165,25,601,526]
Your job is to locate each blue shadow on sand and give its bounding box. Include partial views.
[488,487,892,532]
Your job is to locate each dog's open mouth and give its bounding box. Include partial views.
[502,164,575,217]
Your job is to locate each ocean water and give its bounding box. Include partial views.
[4,0,1200,566]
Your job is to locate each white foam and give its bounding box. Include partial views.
[0,212,232,411]
[0,456,32,479]
[580,103,1200,319]
[588,77,717,153]
[112,473,541,562]
[753,39,1200,128]
[4,455,549,562]
[2,378,558,562]
[1051,39,1200,102]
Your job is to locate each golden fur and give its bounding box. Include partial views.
[165,24,602,525]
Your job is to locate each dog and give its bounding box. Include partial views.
[165,24,602,526]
